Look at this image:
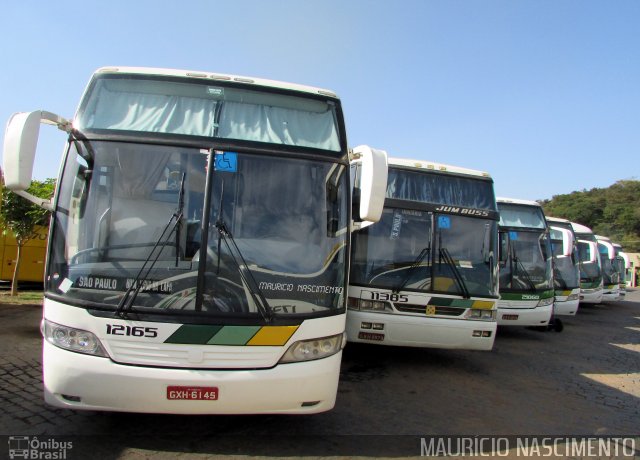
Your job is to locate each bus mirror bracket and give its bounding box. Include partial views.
[2,110,71,210]
[350,145,387,229]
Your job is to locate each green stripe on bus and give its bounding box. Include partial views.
[499,290,554,301]
[165,325,224,344]
[207,326,261,345]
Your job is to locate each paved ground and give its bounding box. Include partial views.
[0,291,638,458]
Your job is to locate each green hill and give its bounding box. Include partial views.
[539,180,640,252]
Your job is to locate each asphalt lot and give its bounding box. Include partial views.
[0,290,638,458]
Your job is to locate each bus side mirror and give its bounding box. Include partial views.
[498,233,509,264]
[606,243,615,260]
[581,240,598,264]
[3,111,42,191]
[351,145,387,228]
[550,225,573,258]
[2,110,70,209]
[482,222,492,263]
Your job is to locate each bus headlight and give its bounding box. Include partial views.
[464,309,496,321]
[42,319,108,357]
[567,293,580,301]
[279,333,344,363]
[537,297,554,307]
[347,297,390,312]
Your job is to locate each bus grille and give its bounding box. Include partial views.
[394,304,465,316]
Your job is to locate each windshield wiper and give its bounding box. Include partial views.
[115,174,186,318]
[214,219,273,323]
[511,246,537,292]
[211,178,272,323]
[439,247,471,299]
[393,246,430,293]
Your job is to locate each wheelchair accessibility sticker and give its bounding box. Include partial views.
[214,151,238,172]
[438,216,451,229]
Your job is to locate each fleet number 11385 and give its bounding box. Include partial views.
[370,292,409,302]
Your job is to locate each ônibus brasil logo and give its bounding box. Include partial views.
[8,436,72,459]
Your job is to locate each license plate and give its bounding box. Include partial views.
[502,314,519,320]
[167,386,219,400]
[358,331,384,341]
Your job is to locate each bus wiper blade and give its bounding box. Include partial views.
[393,247,430,294]
[215,219,273,323]
[513,256,537,292]
[174,172,186,267]
[439,247,470,299]
[115,175,186,318]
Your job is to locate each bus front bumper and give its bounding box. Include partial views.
[346,311,496,351]
[497,304,552,327]
[580,288,603,304]
[42,341,341,414]
[554,298,579,316]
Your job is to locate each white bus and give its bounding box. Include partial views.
[348,158,499,350]
[2,67,388,414]
[595,235,620,301]
[614,243,629,297]
[570,222,604,304]
[496,198,554,327]
[546,216,580,316]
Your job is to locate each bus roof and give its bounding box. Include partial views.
[570,221,593,234]
[595,235,611,242]
[388,157,492,179]
[93,66,339,99]
[545,216,571,224]
[496,197,541,207]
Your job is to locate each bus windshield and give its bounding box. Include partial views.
[47,140,349,318]
[350,209,498,297]
[499,230,553,291]
[77,74,342,152]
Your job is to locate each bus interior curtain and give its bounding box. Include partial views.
[85,82,219,136]
[217,101,339,151]
[386,169,494,210]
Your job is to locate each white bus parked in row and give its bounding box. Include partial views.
[614,243,629,298]
[496,198,554,327]
[546,216,580,316]
[348,158,499,350]
[595,235,620,302]
[571,222,604,305]
[2,67,388,414]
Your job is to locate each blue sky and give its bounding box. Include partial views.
[1,0,639,201]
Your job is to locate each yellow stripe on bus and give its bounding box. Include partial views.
[247,326,299,346]
[471,300,495,310]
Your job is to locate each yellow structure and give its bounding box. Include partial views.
[626,253,639,288]
[0,225,47,283]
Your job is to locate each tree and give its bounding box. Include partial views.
[541,180,640,252]
[0,177,55,295]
